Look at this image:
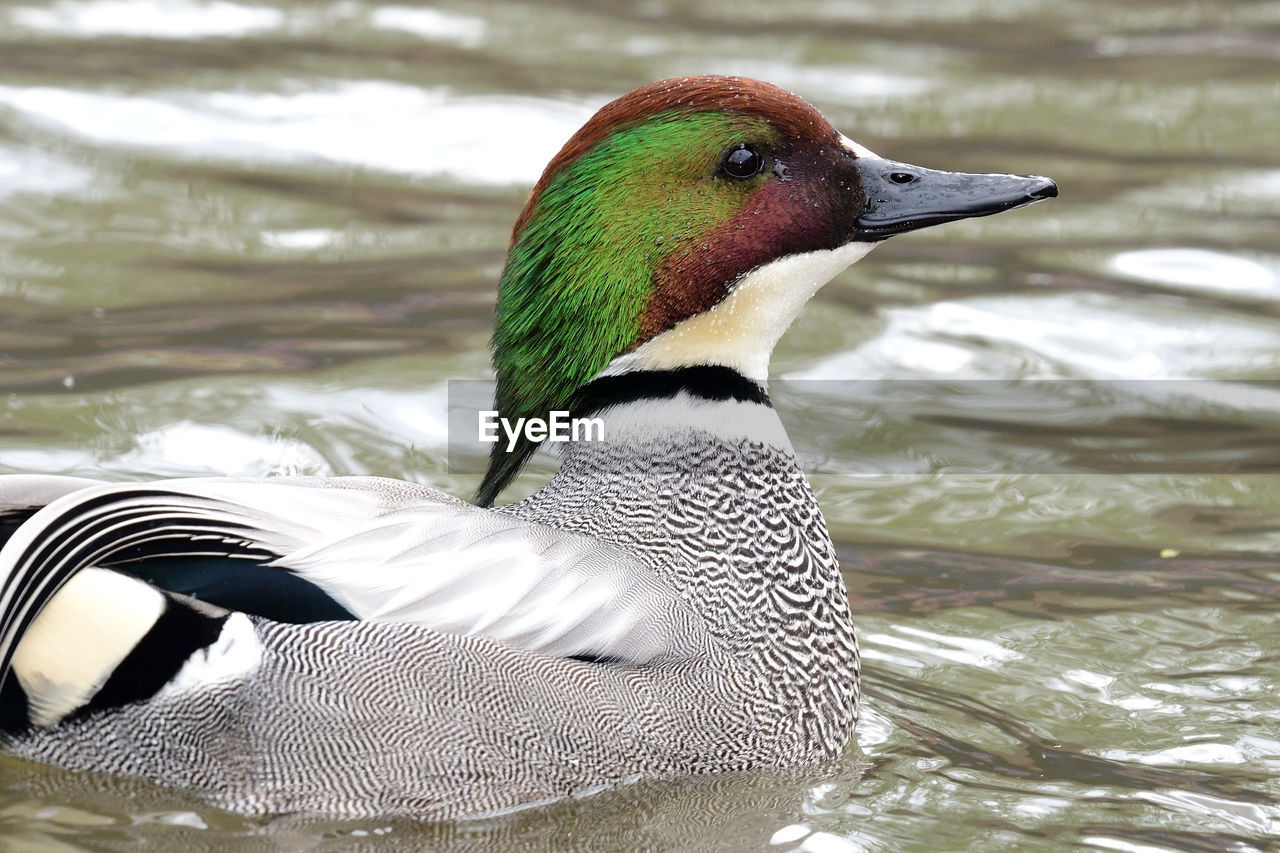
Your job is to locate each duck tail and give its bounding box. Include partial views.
[0,480,249,734]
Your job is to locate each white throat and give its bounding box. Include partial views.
[572,393,794,452]
[602,241,877,381]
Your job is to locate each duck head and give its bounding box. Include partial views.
[478,75,1056,506]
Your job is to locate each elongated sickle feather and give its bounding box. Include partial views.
[0,490,279,690]
[0,476,711,683]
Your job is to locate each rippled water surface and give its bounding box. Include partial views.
[1,0,1278,850]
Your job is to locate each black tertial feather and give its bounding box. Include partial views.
[124,557,354,624]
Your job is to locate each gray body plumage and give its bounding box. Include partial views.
[1,401,859,819]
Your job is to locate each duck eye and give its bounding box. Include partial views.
[721,144,765,180]
[889,172,916,185]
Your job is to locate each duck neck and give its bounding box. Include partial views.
[506,365,859,747]
[513,367,807,558]
[565,365,791,457]
[504,366,859,749]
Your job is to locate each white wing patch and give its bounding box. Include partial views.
[12,568,164,726]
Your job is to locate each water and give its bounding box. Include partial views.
[1,0,1278,849]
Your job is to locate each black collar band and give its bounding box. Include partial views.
[570,366,770,419]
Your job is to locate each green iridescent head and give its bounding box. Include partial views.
[475,75,1057,504]
[475,76,862,505]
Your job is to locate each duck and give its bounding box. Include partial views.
[0,75,1056,819]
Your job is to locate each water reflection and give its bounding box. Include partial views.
[794,293,1280,379]
[1,750,876,852]
[0,83,597,183]
[370,6,488,46]
[1109,249,1280,298]
[9,0,284,39]
[0,144,90,199]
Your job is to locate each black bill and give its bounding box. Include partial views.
[853,157,1058,239]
